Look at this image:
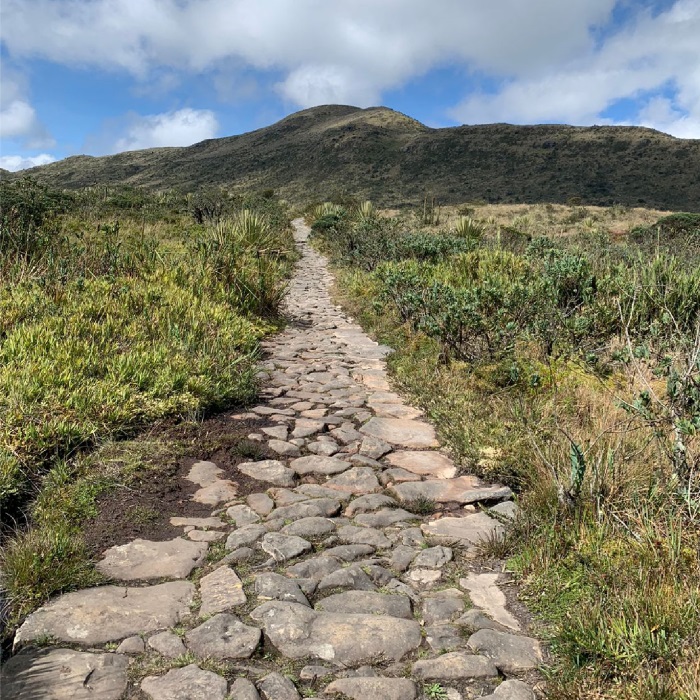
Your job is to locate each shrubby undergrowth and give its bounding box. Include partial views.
[0,179,294,630]
[312,201,700,699]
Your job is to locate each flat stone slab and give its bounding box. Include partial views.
[324,677,417,700]
[170,516,225,529]
[185,461,222,486]
[384,451,457,479]
[261,532,312,561]
[96,538,207,581]
[258,672,300,700]
[281,516,336,537]
[460,573,520,631]
[251,601,422,665]
[360,417,439,448]
[147,631,185,658]
[412,651,499,679]
[15,582,195,646]
[391,478,512,505]
[315,590,413,619]
[2,648,128,699]
[467,629,544,673]
[255,572,310,606]
[421,513,504,548]
[369,403,424,419]
[192,479,237,505]
[325,466,381,494]
[289,455,352,476]
[186,614,261,659]
[238,460,296,487]
[344,494,397,516]
[481,680,536,700]
[141,664,227,700]
[200,566,246,615]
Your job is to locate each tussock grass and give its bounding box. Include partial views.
[0,180,294,636]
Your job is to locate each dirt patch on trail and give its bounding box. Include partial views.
[83,412,280,557]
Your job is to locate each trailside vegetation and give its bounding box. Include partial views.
[311,200,700,700]
[0,178,294,632]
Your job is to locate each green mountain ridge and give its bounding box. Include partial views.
[5,105,700,210]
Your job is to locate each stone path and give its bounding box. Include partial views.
[2,220,544,699]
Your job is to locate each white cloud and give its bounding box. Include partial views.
[449,0,700,137]
[0,1,698,135]
[112,108,219,152]
[0,153,56,171]
[0,64,55,147]
[0,0,618,107]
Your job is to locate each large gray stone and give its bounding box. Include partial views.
[96,538,207,581]
[391,478,512,505]
[258,672,300,700]
[459,573,520,631]
[225,524,267,550]
[360,418,439,448]
[141,664,227,700]
[225,504,260,527]
[238,460,296,487]
[199,566,246,615]
[281,516,336,537]
[1,649,128,700]
[354,508,415,528]
[289,455,352,476]
[384,451,457,479]
[250,601,422,665]
[412,545,453,569]
[317,566,376,592]
[467,629,544,673]
[337,525,391,548]
[255,572,310,606]
[230,678,261,700]
[315,590,412,619]
[481,680,536,700]
[421,513,504,548]
[268,499,341,521]
[412,651,499,679]
[324,677,417,700]
[325,467,381,494]
[344,494,397,516]
[15,582,195,646]
[186,614,261,659]
[147,631,185,658]
[261,532,312,561]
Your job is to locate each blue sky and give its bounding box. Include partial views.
[1,0,698,171]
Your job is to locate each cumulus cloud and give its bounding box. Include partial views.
[0,65,55,147]
[449,0,700,137]
[111,108,219,152]
[0,0,618,107]
[0,153,56,171]
[0,1,698,135]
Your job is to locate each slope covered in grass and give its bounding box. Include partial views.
[314,200,700,699]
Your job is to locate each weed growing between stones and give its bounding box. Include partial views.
[314,200,700,699]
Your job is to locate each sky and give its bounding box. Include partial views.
[1,0,699,171]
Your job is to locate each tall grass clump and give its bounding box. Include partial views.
[0,180,294,632]
[315,203,700,699]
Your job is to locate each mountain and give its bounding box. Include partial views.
[6,105,700,210]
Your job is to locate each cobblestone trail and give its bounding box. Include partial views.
[3,220,544,699]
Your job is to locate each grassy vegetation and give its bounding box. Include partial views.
[0,178,294,634]
[312,200,700,699]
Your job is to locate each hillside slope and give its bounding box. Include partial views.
[8,105,700,210]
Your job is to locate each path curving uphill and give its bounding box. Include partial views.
[2,220,544,699]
